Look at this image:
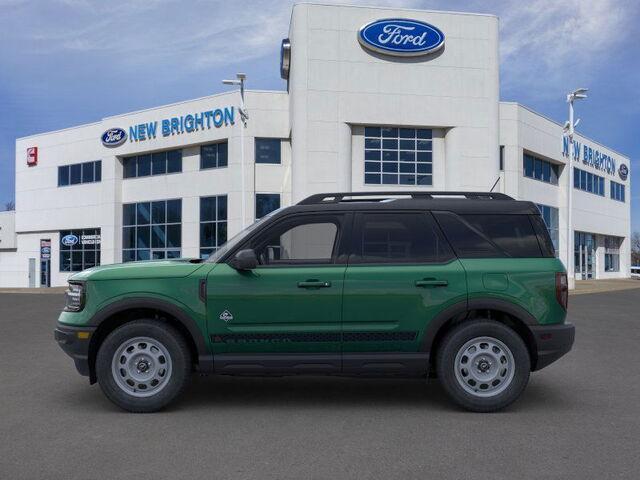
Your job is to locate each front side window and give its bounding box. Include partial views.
[201,142,228,170]
[364,127,432,186]
[255,138,281,164]
[122,199,181,262]
[200,196,227,259]
[123,149,182,178]
[256,193,281,219]
[58,161,101,187]
[523,153,559,185]
[352,212,453,264]
[249,215,342,265]
[60,228,101,272]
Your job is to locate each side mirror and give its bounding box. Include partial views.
[229,249,258,271]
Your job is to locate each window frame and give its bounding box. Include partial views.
[574,167,605,196]
[59,228,101,272]
[199,195,228,259]
[522,152,559,185]
[58,161,101,187]
[255,193,281,220]
[254,138,282,165]
[123,149,183,179]
[200,141,228,170]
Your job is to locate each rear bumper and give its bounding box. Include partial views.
[530,322,575,371]
[54,324,96,377]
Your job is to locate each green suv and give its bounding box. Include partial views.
[55,192,574,413]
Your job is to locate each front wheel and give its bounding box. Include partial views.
[436,320,530,412]
[96,320,191,413]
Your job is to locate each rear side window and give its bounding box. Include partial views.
[434,212,543,258]
[352,212,454,264]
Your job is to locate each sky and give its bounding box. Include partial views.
[0,0,638,230]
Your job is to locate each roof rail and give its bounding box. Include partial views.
[297,191,513,205]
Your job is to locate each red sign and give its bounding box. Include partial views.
[27,147,38,166]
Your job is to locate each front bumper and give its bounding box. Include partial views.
[54,324,97,378]
[530,322,575,371]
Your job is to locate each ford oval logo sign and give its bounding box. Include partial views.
[61,234,79,247]
[358,18,445,57]
[619,164,629,181]
[101,128,127,147]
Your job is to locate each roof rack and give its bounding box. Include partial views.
[297,191,513,205]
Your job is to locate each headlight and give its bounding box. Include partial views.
[64,282,85,312]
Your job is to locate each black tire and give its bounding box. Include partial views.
[436,319,530,412]
[96,320,191,413]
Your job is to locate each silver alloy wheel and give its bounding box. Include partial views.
[454,336,515,398]
[111,336,173,398]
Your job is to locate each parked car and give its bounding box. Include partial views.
[631,266,640,279]
[55,191,574,413]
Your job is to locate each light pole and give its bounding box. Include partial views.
[222,73,249,228]
[565,87,587,283]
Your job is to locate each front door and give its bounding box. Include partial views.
[207,213,351,364]
[341,212,467,373]
[575,232,595,280]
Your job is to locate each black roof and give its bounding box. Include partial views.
[282,192,540,215]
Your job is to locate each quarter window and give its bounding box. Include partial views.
[122,199,181,262]
[200,196,228,259]
[58,161,101,187]
[523,153,559,185]
[59,228,101,272]
[255,138,281,164]
[201,142,228,169]
[123,149,182,178]
[364,127,433,186]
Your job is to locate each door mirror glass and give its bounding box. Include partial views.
[229,249,258,271]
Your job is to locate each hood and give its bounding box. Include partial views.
[69,258,206,282]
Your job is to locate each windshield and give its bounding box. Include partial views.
[206,208,283,263]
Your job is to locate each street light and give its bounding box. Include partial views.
[565,87,588,284]
[222,73,249,228]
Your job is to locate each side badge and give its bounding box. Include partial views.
[219,310,233,323]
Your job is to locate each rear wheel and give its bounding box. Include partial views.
[96,320,191,413]
[436,320,530,412]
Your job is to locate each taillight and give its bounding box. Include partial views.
[555,272,568,310]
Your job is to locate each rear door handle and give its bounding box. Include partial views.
[415,279,448,288]
[298,280,332,289]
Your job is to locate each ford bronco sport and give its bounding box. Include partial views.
[55,191,575,413]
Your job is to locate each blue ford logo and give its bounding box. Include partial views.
[61,234,79,247]
[358,18,445,57]
[101,128,127,147]
[619,164,628,181]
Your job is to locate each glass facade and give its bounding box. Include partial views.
[255,138,281,164]
[58,161,101,187]
[200,196,228,259]
[610,180,625,202]
[123,199,181,262]
[364,127,433,186]
[123,149,182,178]
[574,168,605,196]
[201,142,228,170]
[535,204,559,254]
[604,236,621,272]
[59,228,101,272]
[256,193,281,219]
[523,153,559,185]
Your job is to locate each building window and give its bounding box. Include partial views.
[364,127,432,186]
[122,149,182,179]
[610,180,625,202]
[574,167,604,196]
[256,193,281,219]
[499,145,504,171]
[122,199,181,262]
[523,153,559,185]
[255,138,281,164]
[58,161,101,187]
[536,204,559,254]
[604,236,621,272]
[201,142,228,170]
[200,196,227,259]
[59,229,101,272]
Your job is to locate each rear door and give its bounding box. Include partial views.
[341,211,467,371]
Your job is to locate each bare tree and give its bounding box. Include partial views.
[632,231,640,266]
[4,200,14,211]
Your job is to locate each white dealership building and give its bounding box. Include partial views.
[0,3,631,288]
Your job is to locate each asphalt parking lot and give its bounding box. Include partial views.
[1,290,639,480]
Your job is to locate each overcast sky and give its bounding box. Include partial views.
[1,0,638,229]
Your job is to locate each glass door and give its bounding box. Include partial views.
[574,232,595,280]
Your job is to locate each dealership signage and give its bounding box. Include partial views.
[619,164,629,181]
[101,106,235,147]
[40,239,51,260]
[562,136,619,177]
[27,146,38,166]
[61,233,101,247]
[358,19,445,56]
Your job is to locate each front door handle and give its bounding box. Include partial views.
[415,279,448,288]
[298,280,332,289]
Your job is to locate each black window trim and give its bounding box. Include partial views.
[200,140,229,171]
[122,148,183,179]
[347,210,457,266]
[58,161,102,187]
[254,137,282,165]
[230,212,353,268]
